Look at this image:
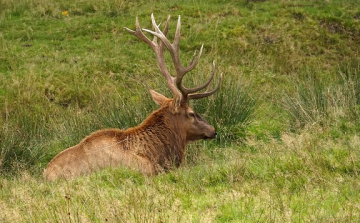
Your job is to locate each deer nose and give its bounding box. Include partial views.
[211,132,217,138]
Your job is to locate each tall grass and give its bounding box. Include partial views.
[337,60,360,119]
[193,75,257,145]
[282,63,360,130]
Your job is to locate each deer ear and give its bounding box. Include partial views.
[149,89,169,106]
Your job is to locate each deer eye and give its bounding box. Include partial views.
[189,112,195,117]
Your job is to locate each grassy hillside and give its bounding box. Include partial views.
[1,0,360,222]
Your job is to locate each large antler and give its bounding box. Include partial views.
[124,14,222,105]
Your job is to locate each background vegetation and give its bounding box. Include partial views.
[1,0,359,222]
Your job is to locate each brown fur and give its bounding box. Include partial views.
[44,15,221,181]
[43,96,216,181]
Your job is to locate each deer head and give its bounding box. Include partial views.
[124,14,222,142]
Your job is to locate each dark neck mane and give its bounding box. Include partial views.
[124,103,187,172]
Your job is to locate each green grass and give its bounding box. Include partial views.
[1,0,360,222]
[282,61,360,130]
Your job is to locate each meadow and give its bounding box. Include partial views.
[1,0,360,222]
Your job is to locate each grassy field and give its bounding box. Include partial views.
[1,0,360,222]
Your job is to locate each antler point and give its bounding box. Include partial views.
[126,14,221,102]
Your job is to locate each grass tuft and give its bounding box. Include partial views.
[282,62,360,130]
[194,75,257,145]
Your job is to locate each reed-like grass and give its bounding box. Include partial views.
[282,63,360,130]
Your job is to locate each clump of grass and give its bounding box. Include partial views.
[192,75,257,145]
[282,71,329,129]
[282,63,360,130]
[337,60,360,119]
[0,112,49,176]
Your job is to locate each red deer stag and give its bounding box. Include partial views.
[43,14,222,181]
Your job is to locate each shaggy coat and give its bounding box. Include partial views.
[43,92,216,181]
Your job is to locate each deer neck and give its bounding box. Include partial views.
[128,106,187,171]
[140,106,186,142]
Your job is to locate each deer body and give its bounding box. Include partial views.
[44,97,199,181]
[43,14,221,181]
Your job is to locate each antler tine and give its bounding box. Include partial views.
[184,44,203,73]
[174,44,204,98]
[173,14,181,48]
[126,14,221,104]
[183,61,216,94]
[124,15,180,97]
[142,14,173,50]
[163,15,171,36]
[144,15,183,71]
[188,73,223,100]
[143,14,187,97]
[124,16,153,48]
